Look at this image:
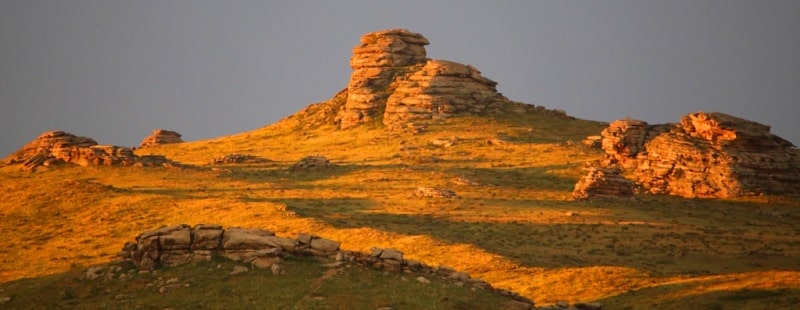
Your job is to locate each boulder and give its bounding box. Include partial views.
[139,129,184,147]
[572,167,635,200]
[221,227,278,250]
[288,155,336,172]
[4,130,175,171]
[598,112,800,198]
[310,237,340,253]
[191,224,223,251]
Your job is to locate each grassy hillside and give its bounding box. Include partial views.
[2,106,799,308]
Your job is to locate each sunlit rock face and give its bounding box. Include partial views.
[4,130,173,171]
[139,129,184,148]
[600,111,800,198]
[335,29,509,130]
[337,29,430,129]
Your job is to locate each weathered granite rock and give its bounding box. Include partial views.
[139,129,184,148]
[288,155,336,172]
[598,112,800,198]
[4,130,177,171]
[572,167,635,200]
[332,29,562,131]
[337,29,430,129]
[383,60,505,127]
[120,224,534,308]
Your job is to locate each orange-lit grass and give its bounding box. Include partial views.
[2,111,799,308]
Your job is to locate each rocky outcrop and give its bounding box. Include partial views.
[139,129,184,147]
[572,167,634,200]
[598,112,800,198]
[119,224,534,307]
[332,29,562,131]
[337,29,430,129]
[288,155,336,172]
[210,153,269,165]
[383,59,506,127]
[4,131,176,171]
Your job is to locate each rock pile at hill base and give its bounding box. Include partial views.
[139,129,184,147]
[572,167,634,200]
[119,224,535,308]
[3,131,176,171]
[331,29,569,131]
[595,112,800,198]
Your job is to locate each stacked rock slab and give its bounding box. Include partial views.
[384,60,505,127]
[599,112,800,198]
[139,129,184,147]
[337,29,429,129]
[335,29,510,130]
[572,167,634,200]
[4,131,172,171]
[119,224,535,308]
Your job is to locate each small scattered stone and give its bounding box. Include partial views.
[0,296,11,303]
[230,265,248,275]
[414,187,456,198]
[416,276,431,284]
[270,264,283,275]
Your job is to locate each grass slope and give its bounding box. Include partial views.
[1,107,799,308]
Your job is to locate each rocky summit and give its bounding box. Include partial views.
[598,111,800,198]
[3,130,175,171]
[333,29,546,130]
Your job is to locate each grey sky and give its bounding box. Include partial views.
[1,1,798,157]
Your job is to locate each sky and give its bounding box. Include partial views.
[1,1,798,157]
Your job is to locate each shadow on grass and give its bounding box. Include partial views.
[447,164,581,191]
[277,194,800,275]
[590,282,800,310]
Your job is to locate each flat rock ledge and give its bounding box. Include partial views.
[119,224,534,308]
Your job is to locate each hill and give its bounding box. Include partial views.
[1,29,799,309]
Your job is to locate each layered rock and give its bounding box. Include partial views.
[4,130,175,171]
[337,29,430,129]
[119,224,534,307]
[288,155,336,172]
[384,60,505,127]
[139,129,184,147]
[335,29,519,130]
[572,168,635,200]
[599,112,800,198]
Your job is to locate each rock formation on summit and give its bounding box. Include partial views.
[598,112,800,198]
[139,129,184,147]
[4,131,176,171]
[333,29,548,130]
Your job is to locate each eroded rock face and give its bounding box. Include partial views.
[572,167,634,200]
[4,130,176,171]
[119,224,535,308]
[288,155,336,172]
[599,112,800,198]
[384,60,505,127]
[139,129,184,147]
[335,29,516,130]
[337,29,430,129]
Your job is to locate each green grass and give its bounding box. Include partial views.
[0,256,514,309]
